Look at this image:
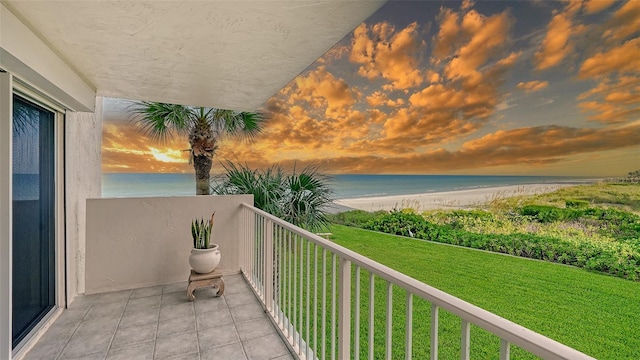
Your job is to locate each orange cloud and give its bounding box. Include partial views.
[347,6,518,154]
[444,10,513,81]
[517,80,549,92]
[282,123,640,174]
[602,0,640,40]
[254,8,521,162]
[577,75,640,124]
[432,8,460,61]
[316,44,350,64]
[584,0,616,14]
[366,91,405,108]
[458,123,640,161]
[349,21,425,90]
[578,100,640,124]
[535,12,575,70]
[230,82,378,163]
[409,84,464,111]
[366,91,389,107]
[461,0,475,11]
[579,38,640,78]
[291,66,357,116]
[574,1,640,124]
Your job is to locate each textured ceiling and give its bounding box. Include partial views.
[5,0,385,111]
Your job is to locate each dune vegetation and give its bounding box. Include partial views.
[330,182,640,281]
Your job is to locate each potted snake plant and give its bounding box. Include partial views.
[188,212,221,274]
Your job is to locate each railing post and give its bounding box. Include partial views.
[264,219,274,313]
[354,266,361,360]
[369,274,375,360]
[500,339,510,360]
[338,257,352,360]
[386,282,393,360]
[431,304,439,360]
[405,293,413,360]
[246,208,256,284]
[239,206,245,272]
[461,320,470,360]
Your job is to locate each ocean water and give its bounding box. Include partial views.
[102,173,196,197]
[102,173,590,199]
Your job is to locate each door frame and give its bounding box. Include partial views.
[1,70,14,360]
[0,72,67,358]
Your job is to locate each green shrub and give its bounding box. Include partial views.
[566,199,590,208]
[359,210,640,281]
[364,210,437,238]
[521,205,570,222]
[328,210,386,227]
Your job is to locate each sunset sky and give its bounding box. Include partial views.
[102,0,640,176]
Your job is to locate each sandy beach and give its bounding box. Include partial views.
[333,183,577,212]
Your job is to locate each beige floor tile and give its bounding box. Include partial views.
[224,291,260,308]
[59,331,112,359]
[242,333,289,360]
[119,307,160,328]
[200,342,247,360]
[229,302,266,323]
[194,296,227,314]
[197,323,240,351]
[111,322,157,349]
[163,281,188,294]
[107,341,154,360]
[196,307,234,330]
[235,317,276,341]
[159,302,195,322]
[157,316,196,339]
[127,294,161,312]
[154,331,198,359]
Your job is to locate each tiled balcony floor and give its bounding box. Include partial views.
[22,274,294,360]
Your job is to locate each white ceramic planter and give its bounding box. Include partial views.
[189,244,221,274]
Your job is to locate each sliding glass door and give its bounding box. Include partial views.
[12,95,56,348]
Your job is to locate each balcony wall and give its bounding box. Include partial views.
[85,194,252,294]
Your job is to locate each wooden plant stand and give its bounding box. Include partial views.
[186,268,224,301]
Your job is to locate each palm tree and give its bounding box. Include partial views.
[130,102,266,195]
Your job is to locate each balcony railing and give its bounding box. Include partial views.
[239,203,595,360]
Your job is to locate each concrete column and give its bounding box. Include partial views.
[65,96,102,300]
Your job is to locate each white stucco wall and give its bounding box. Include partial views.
[65,98,103,298]
[84,195,252,294]
[0,3,95,111]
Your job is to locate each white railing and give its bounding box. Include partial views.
[240,203,596,360]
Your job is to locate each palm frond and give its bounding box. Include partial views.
[283,164,333,231]
[211,161,333,232]
[218,111,267,140]
[129,101,194,142]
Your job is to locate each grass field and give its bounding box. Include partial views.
[325,224,640,359]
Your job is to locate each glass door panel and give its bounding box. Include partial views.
[12,95,56,348]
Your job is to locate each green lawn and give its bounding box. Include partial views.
[327,224,640,359]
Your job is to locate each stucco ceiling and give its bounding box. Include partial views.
[4,0,385,111]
